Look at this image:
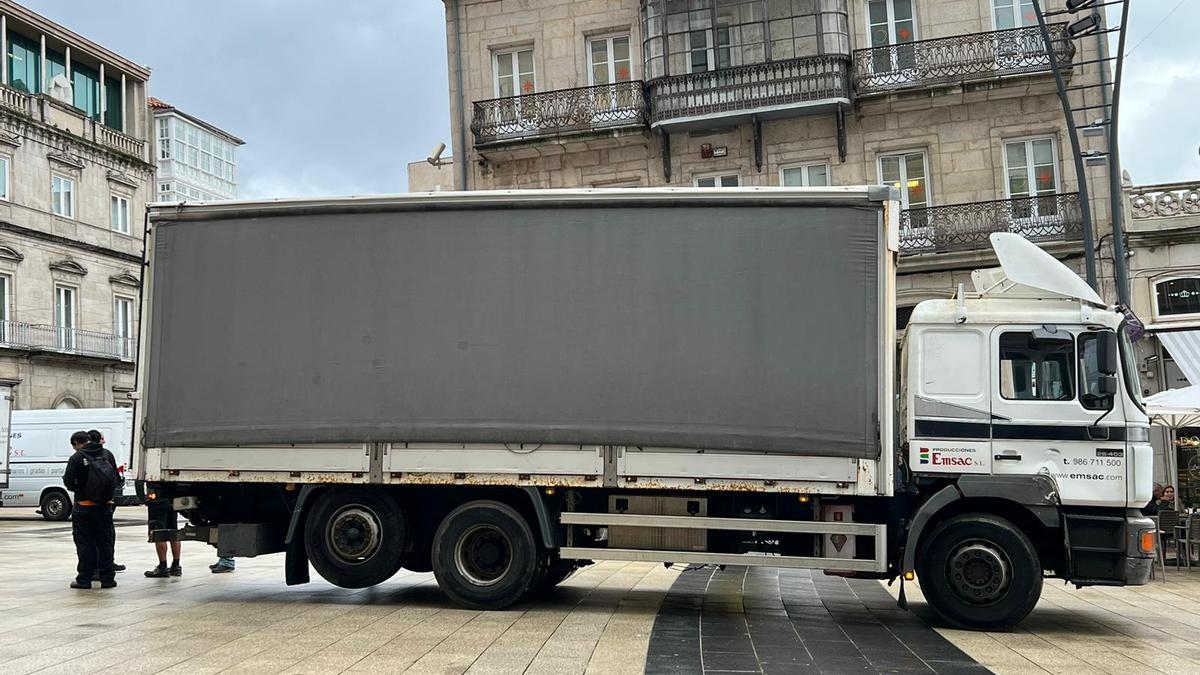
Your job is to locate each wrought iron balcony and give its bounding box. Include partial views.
[899,193,1083,256]
[646,55,851,130]
[854,24,1075,95]
[0,319,135,361]
[471,81,647,146]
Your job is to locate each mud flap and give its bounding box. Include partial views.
[285,536,310,586]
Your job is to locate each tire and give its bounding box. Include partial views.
[303,488,407,589]
[916,513,1043,630]
[41,490,72,521]
[432,500,539,610]
[527,558,577,596]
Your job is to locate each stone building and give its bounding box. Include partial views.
[408,157,456,192]
[0,1,153,409]
[1123,180,1200,495]
[148,97,243,202]
[440,0,1120,320]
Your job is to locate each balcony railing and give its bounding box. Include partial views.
[472,81,647,146]
[0,320,135,362]
[93,122,145,159]
[647,55,851,128]
[899,193,1083,256]
[853,24,1075,95]
[0,84,30,114]
[1129,182,1200,220]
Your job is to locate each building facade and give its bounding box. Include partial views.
[1123,180,1200,497]
[408,157,455,192]
[441,0,1119,319]
[149,97,243,202]
[0,1,153,410]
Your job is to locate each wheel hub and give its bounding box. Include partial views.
[947,540,1011,605]
[327,506,381,564]
[455,524,513,587]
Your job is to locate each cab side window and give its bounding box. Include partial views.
[999,331,1074,401]
[1078,332,1116,411]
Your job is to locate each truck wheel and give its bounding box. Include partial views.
[304,488,407,589]
[41,490,72,521]
[432,500,538,610]
[917,513,1042,630]
[527,558,577,596]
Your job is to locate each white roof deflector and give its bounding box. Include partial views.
[989,232,1104,306]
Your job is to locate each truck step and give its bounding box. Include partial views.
[1064,513,1125,524]
[557,547,886,573]
[559,512,878,536]
[1070,545,1124,554]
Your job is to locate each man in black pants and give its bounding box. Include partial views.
[88,430,126,576]
[62,430,118,589]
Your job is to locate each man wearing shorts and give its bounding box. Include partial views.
[144,485,182,577]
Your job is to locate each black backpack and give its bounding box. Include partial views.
[82,451,120,504]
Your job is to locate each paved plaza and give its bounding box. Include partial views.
[2,508,1200,674]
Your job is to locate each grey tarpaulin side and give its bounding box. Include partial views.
[145,201,882,458]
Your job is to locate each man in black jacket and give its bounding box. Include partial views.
[62,430,118,589]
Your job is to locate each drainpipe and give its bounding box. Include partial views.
[448,0,469,191]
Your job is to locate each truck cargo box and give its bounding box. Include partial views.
[141,188,895,464]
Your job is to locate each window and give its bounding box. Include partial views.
[72,62,101,121]
[781,163,830,187]
[1155,278,1200,318]
[867,0,917,73]
[0,155,9,201]
[878,152,928,209]
[1004,138,1059,223]
[695,174,739,187]
[999,331,1074,401]
[55,286,76,351]
[589,35,632,85]
[157,118,170,159]
[111,195,131,234]
[493,48,535,97]
[0,274,8,342]
[104,77,122,130]
[51,175,75,218]
[687,24,731,73]
[993,0,1037,29]
[114,296,133,359]
[46,49,66,88]
[7,32,40,94]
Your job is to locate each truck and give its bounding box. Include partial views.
[134,187,1155,630]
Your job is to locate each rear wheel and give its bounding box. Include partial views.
[527,557,577,596]
[917,513,1042,630]
[433,500,538,610]
[41,490,72,521]
[304,488,407,588]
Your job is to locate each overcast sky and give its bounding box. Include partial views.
[19,0,1199,197]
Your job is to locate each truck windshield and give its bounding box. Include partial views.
[1119,322,1145,412]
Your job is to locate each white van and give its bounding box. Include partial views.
[0,408,134,520]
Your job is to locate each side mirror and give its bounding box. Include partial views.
[1097,373,1118,397]
[1097,331,1119,375]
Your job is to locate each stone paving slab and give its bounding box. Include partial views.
[5,507,1200,674]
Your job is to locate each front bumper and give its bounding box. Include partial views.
[1124,514,1155,586]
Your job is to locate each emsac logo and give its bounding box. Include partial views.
[918,446,978,467]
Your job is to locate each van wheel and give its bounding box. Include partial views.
[917,513,1042,630]
[433,501,538,610]
[304,488,407,588]
[41,490,72,521]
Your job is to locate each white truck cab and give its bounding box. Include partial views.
[898,233,1154,628]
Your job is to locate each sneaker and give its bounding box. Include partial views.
[208,563,221,571]
[145,563,169,578]
[211,565,234,574]
[169,562,182,577]
[112,564,126,572]
[99,579,117,589]
[69,581,91,589]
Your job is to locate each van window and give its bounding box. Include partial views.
[999,331,1074,401]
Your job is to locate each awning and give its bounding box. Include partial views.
[1156,330,1200,385]
[1145,386,1200,429]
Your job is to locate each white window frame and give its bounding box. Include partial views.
[51,174,75,219]
[686,22,732,74]
[0,274,9,342]
[110,193,131,234]
[113,294,134,359]
[587,33,633,85]
[1152,276,1200,322]
[991,0,1038,30]
[693,173,741,188]
[492,47,536,98]
[876,151,929,209]
[0,155,10,202]
[54,285,76,351]
[779,162,832,187]
[1001,136,1061,198]
[866,0,919,46]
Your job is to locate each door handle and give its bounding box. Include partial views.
[994,454,1022,461]
[1087,426,1110,441]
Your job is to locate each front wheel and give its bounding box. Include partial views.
[41,490,72,521]
[433,500,539,610]
[916,513,1042,630]
[304,488,407,588]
